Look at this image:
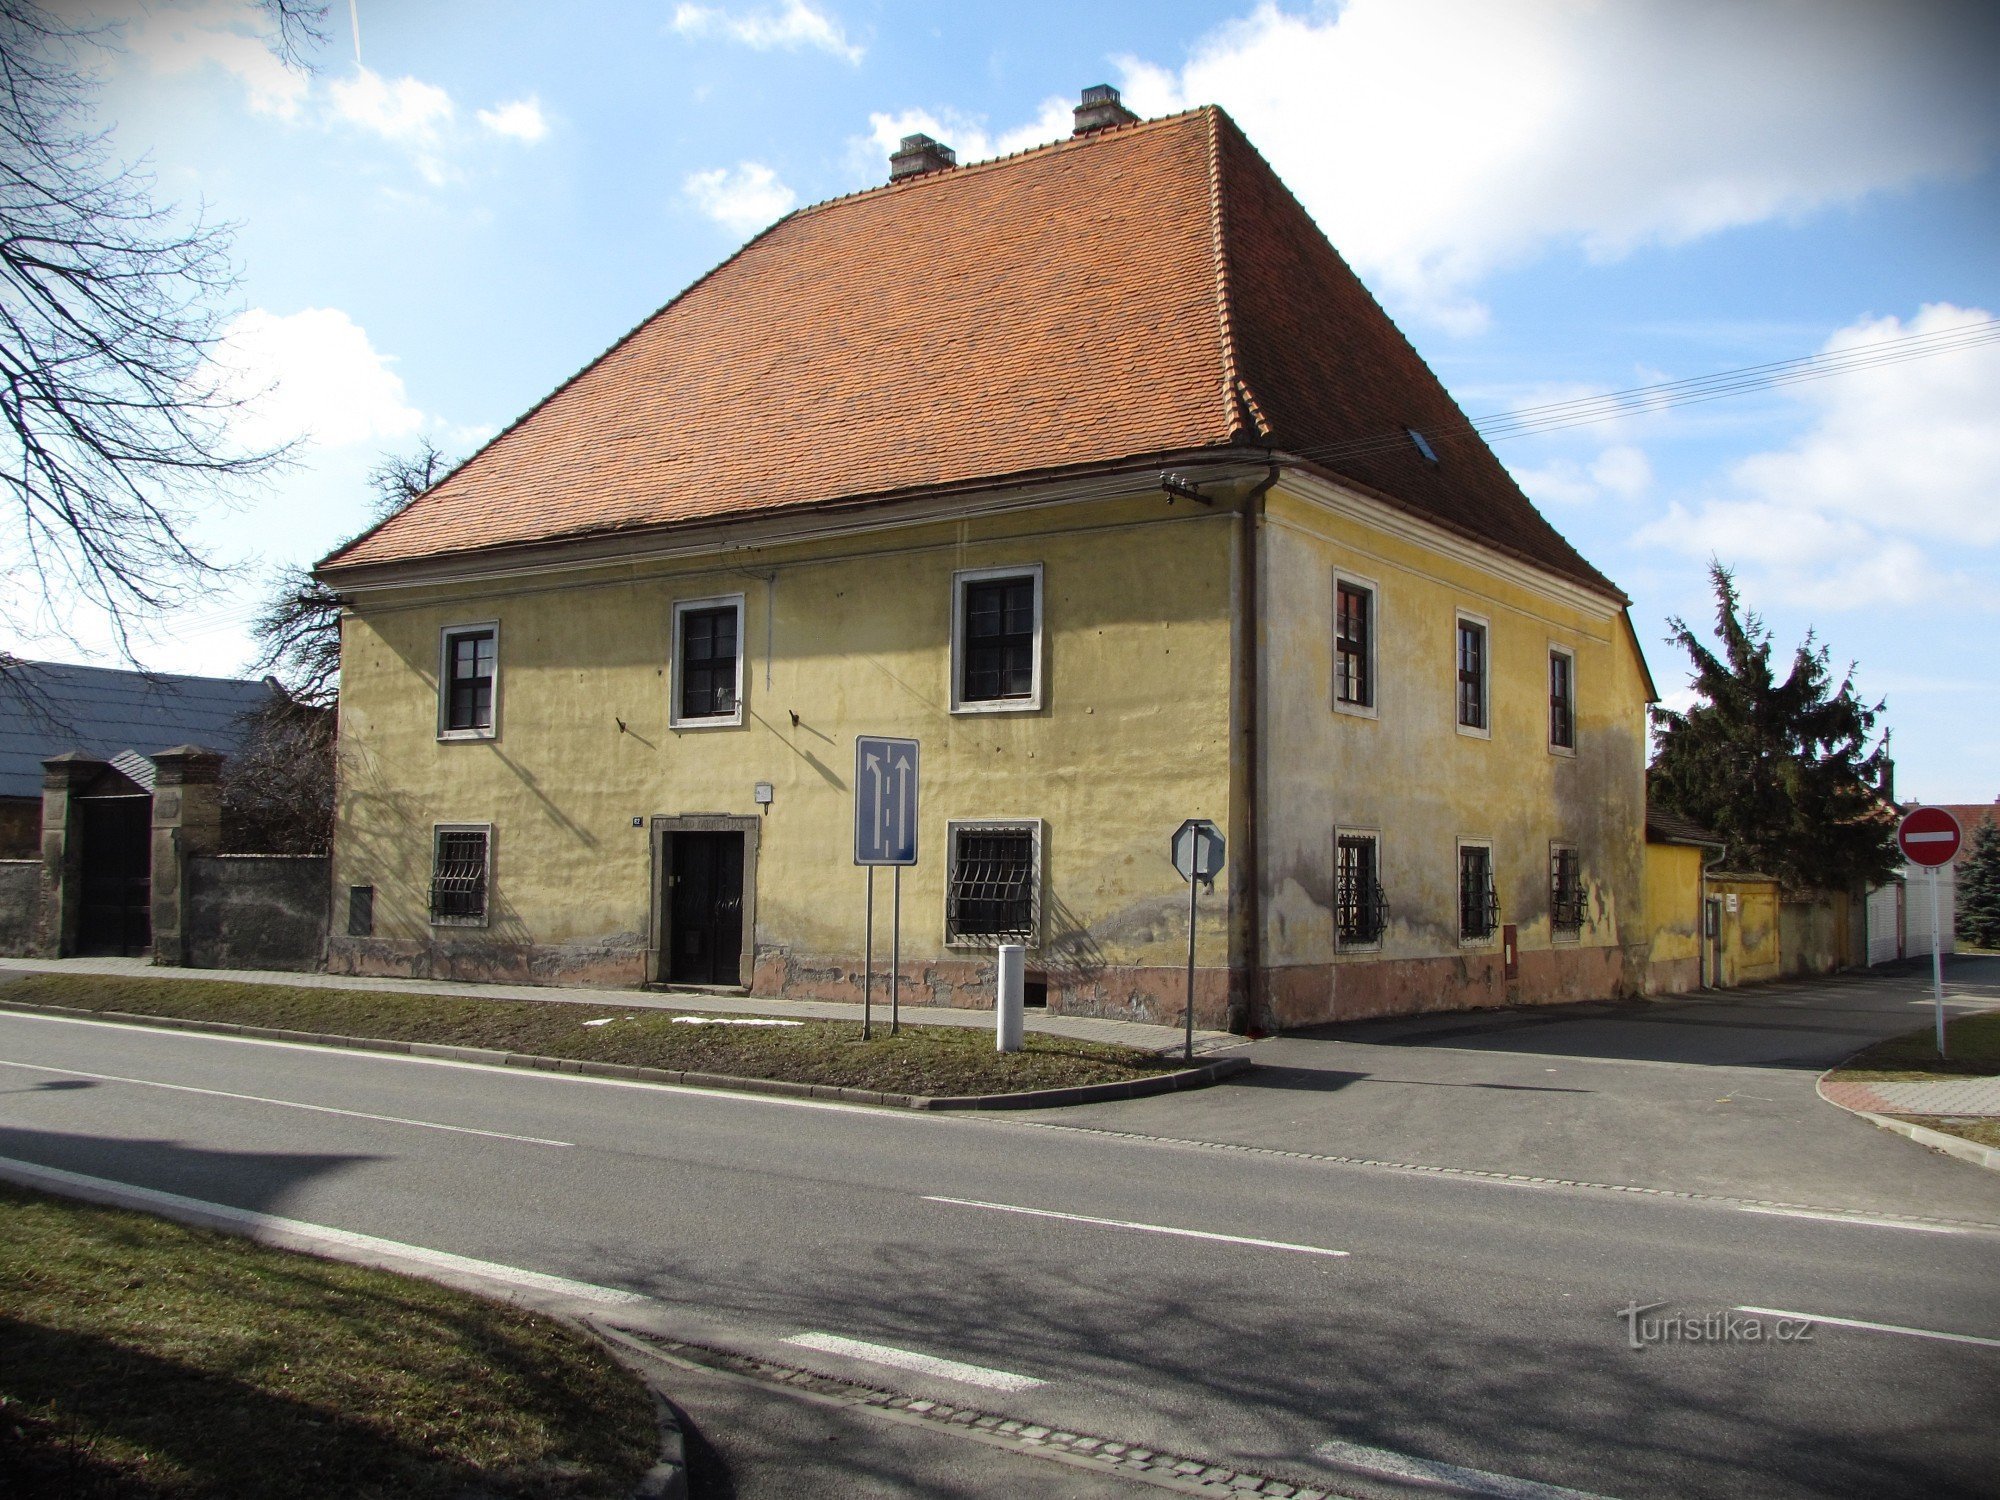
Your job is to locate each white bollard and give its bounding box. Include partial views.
[996,943,1025,1053]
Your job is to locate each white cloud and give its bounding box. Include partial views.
[1514,443,1654,508]
[671,1,863,64]
[1631,304,2000,609]
[217,308,425,452]
[477,96,550,143]
[119,0,308,118]
[329,67,455,146]
[683,162,798,236]
[1117,0,2000,330]
[858,96,1075,174]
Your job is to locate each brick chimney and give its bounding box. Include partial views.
[1073,84,1138,135]
[889,133,957,181]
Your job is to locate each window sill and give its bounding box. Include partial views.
[670,713,745,731]
[1335,940,1385,955]
[1333,699,1379,721]
[1548,742,1578,758]
[1455,722,1492,741]
[437,728,496,743]
[946,934,1039,950]
[950,697,1042,716]
[430,918,489,929]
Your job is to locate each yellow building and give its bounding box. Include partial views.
[318,89,1664,1031]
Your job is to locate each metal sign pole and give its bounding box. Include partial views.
[891,866,902,1036]
[1185,870,1198,1063]
[863,867,875,1042]
[1931,864,1947,1059]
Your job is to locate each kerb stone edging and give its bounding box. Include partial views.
[1816,1068,2000,1175]
[0,997,1250,1109]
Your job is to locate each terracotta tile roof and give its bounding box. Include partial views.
[1928,801,1998,865]
[321,108,1617,598]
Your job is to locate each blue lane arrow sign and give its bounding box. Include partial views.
[854,736,920,866]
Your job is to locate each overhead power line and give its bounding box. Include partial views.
[1290,315,2000,469]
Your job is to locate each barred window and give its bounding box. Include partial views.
[442,626,497,734]
[1456,618,1487,731]
[430,827,490,926]
[1458,843,1498,942]
[1549,648,1575,750]
[1336,833,1388,946]
[1550,845,1584,937]
[674,597,743,725]
[946,823,1039,943]
[1335,582,1373,708]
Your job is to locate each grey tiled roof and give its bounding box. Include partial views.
[0,660,279,799]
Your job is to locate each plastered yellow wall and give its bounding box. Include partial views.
[333,493,1238,991]
[1711,876,1781,986]
[1644,841,1706,986]
[1255,481,1651,1016]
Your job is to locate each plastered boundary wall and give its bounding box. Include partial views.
[0,860,36,956]
[330,490,1243,1025]
[1254,479,1651,1026]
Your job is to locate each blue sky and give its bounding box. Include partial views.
[21,0,2000,799]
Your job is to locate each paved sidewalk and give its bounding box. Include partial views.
[0,956,1239,1059]
[1820,1076,2000,1116]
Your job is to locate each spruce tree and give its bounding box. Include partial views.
[1650,564,1898,892]
[1957,816,2000,950]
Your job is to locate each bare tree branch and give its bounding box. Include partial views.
[0,1,329,650]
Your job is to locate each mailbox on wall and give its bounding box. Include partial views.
[1502,923,1519,980]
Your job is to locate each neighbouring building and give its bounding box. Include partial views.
[316,90,1664,1030]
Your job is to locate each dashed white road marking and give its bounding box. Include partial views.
[925,1194,1349,1257]
[0,1057,573,1147]
[782,1331,1045,1392]
[1312,1437,1619,1499]
[1735,1306,2000,1349]
[0,1156,644,1304]
[1735,1204,1973,1236]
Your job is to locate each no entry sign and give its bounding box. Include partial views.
[1897,806,1963,868]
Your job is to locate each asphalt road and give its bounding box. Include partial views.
[3,964,1998,1499]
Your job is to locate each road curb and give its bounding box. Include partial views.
[1815,1069,2000,1175]
[0,998,1250,1109]
[582,1325,691,1500]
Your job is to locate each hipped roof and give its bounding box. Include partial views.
[321,107,1617,599]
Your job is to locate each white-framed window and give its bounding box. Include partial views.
[1550,843,1584,940]
[1455,611,1490,738]
[670,594,746,728]
[1333,574,1378,717]
[951,564,1043,713]
[1335,827,1388,949]
[430,824,492,927]
[945,819,1043,945]
[1457,839,1498,944]
[438,622,499,740]
[1548,645,1576,754]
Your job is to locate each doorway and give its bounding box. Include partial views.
[650,816,759,989]
[79,796,152,956]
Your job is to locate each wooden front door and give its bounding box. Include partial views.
[79,797,152,956]
[668,832,744,986]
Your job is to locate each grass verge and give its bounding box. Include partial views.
[1829,1010,2000,1082]
[1827,1011,2000,1153]
[0,974,1181,1096]
[0,1182,654,1499]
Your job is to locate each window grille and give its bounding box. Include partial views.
[947,825,1037,943]
[444,629,496,732]
[961,577,1036,702]
[430,828,489,925]
[679,605,739,720]
[1550,846,1584,936]
[1336,583,1372,707]
[1459,844,1498,941]
[1549,650,1575,750]
[1336,834,1389,945]
[1457,620,1486,730]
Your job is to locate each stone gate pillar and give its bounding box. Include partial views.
[38,753,107,957]
[150,745,224,967]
